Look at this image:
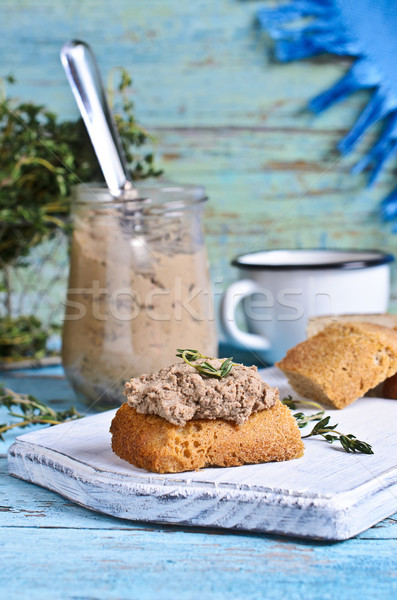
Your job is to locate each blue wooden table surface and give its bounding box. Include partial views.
[1,369,397,599]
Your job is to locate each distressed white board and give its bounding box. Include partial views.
[7,367,397,540]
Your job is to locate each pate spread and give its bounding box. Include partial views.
[124,360,279,426]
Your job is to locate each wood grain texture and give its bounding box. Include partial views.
[2,1,397,594]
[1,0,397,319]
[1,373,397,599]
[1,458,397,538]
[7,368,397,541]
[1,525,397,600]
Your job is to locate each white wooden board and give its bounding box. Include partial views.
[7,367,397,540]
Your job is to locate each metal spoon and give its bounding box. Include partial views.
[60,39,139,200]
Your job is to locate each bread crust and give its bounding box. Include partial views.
[307,313,397,338]
[277,321,397,409]
[110,400,304,473]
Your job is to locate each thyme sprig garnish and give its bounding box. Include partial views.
[0,385,83,440]
[282,395,374,454]
[282,395,326,428]
[302,416,374,454]
[176,349,234,379]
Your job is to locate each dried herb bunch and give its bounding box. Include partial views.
[0,316,55,362]
[0,71,162,270]
[0,70,163,361]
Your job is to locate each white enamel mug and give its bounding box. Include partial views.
[220,249,394,364]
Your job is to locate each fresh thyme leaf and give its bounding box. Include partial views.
[282,396,374,455]
[281,395,298,410]
[0,384,83,440]
[200,361,219,372]
[282,395,326,429]
[220,357,233,377]
[311,416,331,434]
[176,349,235,379]
[175,349,203,361]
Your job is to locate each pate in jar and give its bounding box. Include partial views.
[62,182,217,408]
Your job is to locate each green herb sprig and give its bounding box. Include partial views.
[0,385,83,440]
[0,70,164,359]
[0,70,162,270]
[176,349,234,379]
[0,315,53,362]
[282,395,373,454]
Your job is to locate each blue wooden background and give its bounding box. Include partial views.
[2,0,397,318]
[2,3,397,597]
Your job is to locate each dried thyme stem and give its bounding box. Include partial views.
[0,385,83,440]
[282,395,374,454]
[176,349,234,379]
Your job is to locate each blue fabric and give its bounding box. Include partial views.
[256,0,397,222]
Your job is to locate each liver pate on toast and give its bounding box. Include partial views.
[110,359,304,473]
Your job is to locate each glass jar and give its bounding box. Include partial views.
[62,182,217,408]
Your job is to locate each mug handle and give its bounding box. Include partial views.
[220,279,271,351]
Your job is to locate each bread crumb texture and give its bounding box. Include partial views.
[110,400,304,473]
[277,321,397,409]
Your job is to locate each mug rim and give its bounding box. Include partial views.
[231,248,394,271]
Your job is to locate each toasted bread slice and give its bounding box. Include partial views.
[277,321,397,409]
[110,399,304,474]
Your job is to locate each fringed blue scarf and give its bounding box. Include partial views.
[256,0,397,226]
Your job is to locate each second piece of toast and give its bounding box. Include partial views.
[276,321,397,409]
[307,313,397,337]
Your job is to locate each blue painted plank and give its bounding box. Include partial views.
[1,1,397,590]
[0,524,396,600]
[1,0,361,127]
[2,0,397,317]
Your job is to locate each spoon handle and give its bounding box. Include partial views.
[60,39,137,198]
